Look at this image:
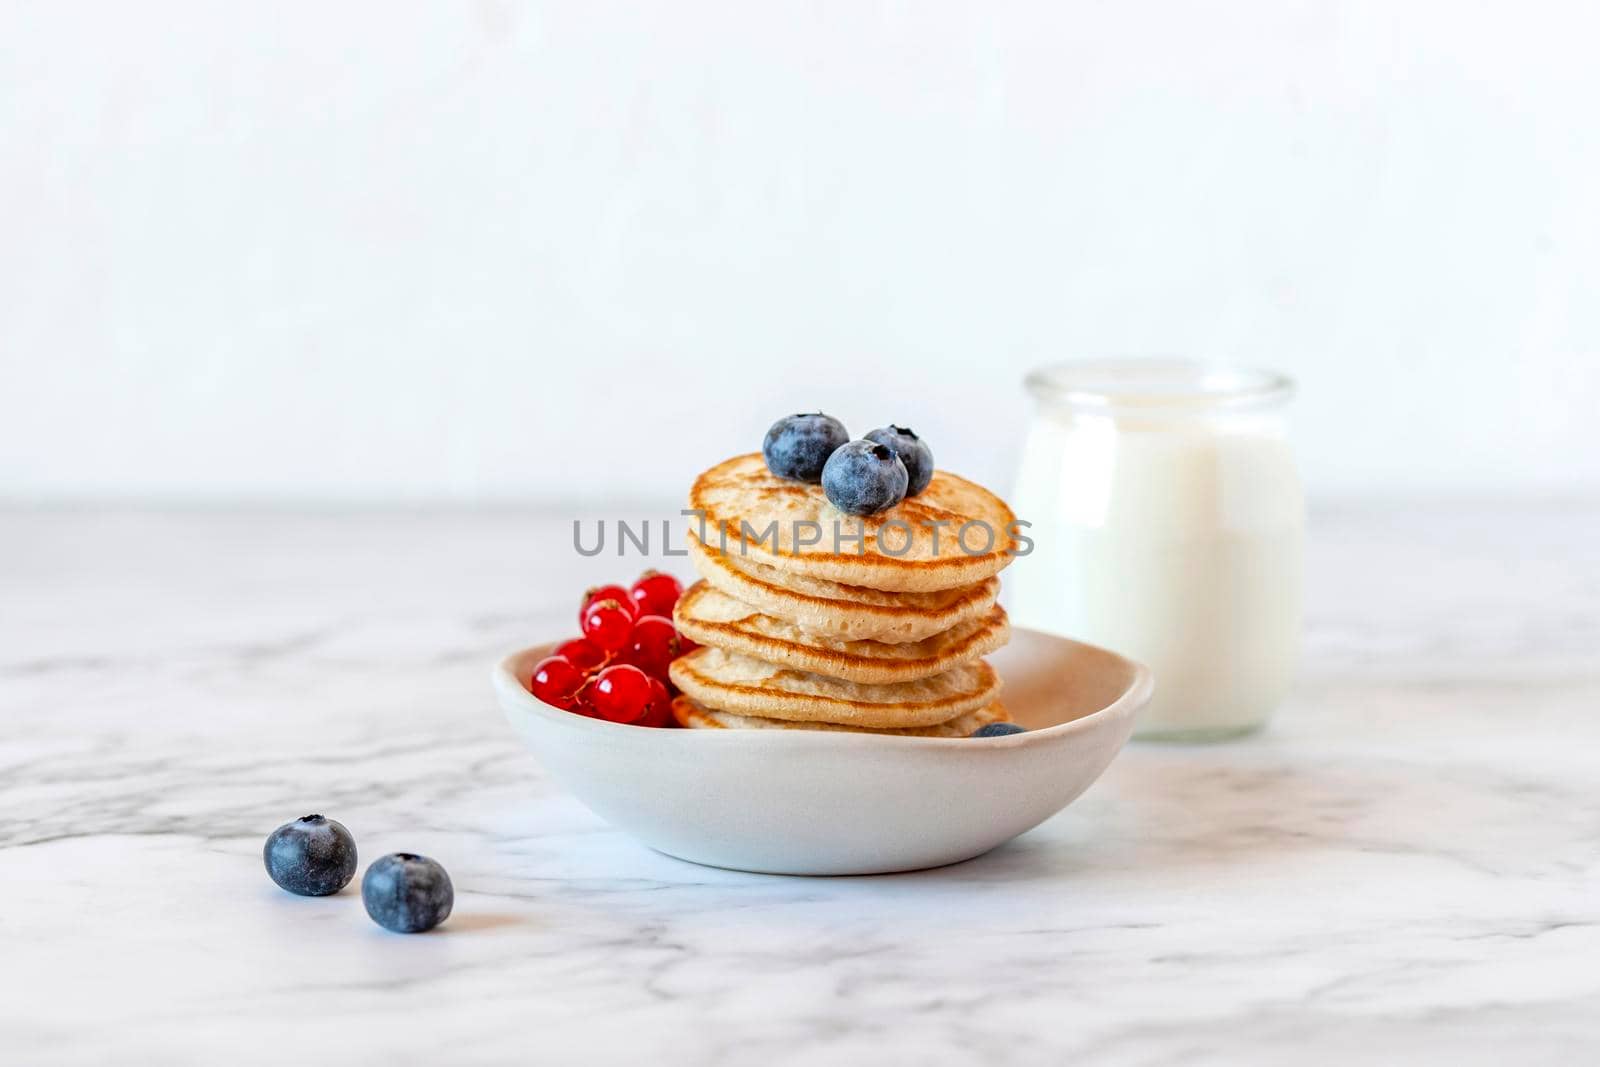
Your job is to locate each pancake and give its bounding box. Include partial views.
[687,453,1019,593]
[671,696,1012,737]
[674,580,1010,684]
[687,531,999,644]
[668,646,1001,728]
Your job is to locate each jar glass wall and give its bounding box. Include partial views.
[1010,359,1303,741]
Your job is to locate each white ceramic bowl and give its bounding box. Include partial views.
[492,628,1151,876]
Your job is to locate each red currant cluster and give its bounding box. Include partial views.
[528,571,694,727]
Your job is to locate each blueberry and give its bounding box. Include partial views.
[864,425,934,497]
[362,853,454,933]
[763,413,850,483]
[821,440,909,515]
[972,722,1026,738]
[263,814,358,896]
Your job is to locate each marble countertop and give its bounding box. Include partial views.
[3,503,1598,1065]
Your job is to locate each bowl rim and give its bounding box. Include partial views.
[492,627,1153,748]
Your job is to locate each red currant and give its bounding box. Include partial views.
[637,677,674,727]
[570,681,602,717]
[529,655,585,710]
[555,637,607,674]
[591,664,653,723]
[579,584,636,628]
[627,614,680,681]
[630,571,683,619]
[581,598,635,654]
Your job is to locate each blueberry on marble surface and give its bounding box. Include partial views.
[362,853,454,934]
[763,413,850,483]
[821,440,909,515]
[972,722,1026,738]
[864,425,934,497]
[263,814,358,896]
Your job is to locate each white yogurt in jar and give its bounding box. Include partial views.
[1009,361,1303,740]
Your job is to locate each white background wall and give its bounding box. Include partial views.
[3,1,1597,505]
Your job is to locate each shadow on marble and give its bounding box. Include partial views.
[444,911,526,934]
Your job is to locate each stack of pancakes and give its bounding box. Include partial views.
[669,454,1020,736]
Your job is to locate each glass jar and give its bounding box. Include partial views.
[1009,359,1303,741]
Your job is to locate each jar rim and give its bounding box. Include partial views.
[1025,358,1294,413]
